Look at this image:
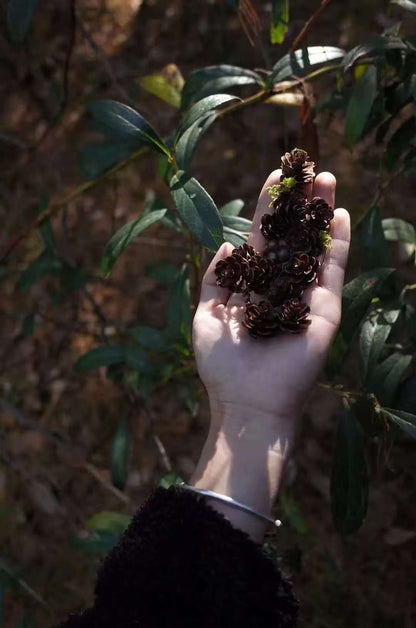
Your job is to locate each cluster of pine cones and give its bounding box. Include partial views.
[215,148,334,338]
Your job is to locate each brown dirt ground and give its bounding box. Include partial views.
[0,0,415,626]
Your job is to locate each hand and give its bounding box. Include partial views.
[193,169,351,427]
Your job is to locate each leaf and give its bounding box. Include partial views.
[175,113,217,171]
[111,418,131,490]
[359,307,401,381]
[221,215,252,233]
[7,0,39,43]
[79,142,134,181]
[75,346,126,372]
[87,100,170,156]
[341,268,395,342]
[222,227,248,247]
[176,94,240,138]
[170,171,224,250]
[359,206,392,270]
[167,265,192,343]
[86,511,131,535]
[346,65,378,147]
[145,263,179,283]
[220,199,245,216]
[158,473,184,489]
[270,0,290,45]
[129,326,166,351]
[272,46,345,83]
[382,217,416,243]
[391,0,416,13]
[369,352,412,406]
[383,116,416,169]
[382,407,416,439]
[139,63,184,108]
[181,65,261,109]
[330,401,368,535]
[101,209,167,277]
[72,531,121,554]
[342,36,410,71]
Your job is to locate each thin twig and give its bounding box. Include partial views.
[290,0,335,52]
[83,462,130,503]
[0,557,53,617]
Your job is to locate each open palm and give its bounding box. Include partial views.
[193,169,351,422]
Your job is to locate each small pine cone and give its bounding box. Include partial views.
[269,275,303,306]
[243,300,281,338]
[246,255,275,294]
[286,225,323,257]
[263,198,307,240]
[234,243,257,260]
[306,197,334,231]
[277,298,311,333]
[215,244,258,293]
[281,149,315,185]
[284,253,319,285]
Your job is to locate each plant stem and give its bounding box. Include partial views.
[290,0,335,52]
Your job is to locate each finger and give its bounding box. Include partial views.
[312,171,336,207]
[199,242,235,307]
[318,208,351,298]
[247,169,282,252]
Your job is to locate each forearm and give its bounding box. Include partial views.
[191,399,296,542]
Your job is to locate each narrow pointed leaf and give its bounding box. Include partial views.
[75,346,127,372]
[223,227,248,247]
[382,217,416,243]
[270,0,290,45]
[7,0,39,43]
[383,116,416,169]
[87,100,170,156]
[359,307,400,381]
[346,66,378,147]
[170,171,224,250]
[383,407,416,439]
[101,209,167,276]
[181,65,260,109]
[175,113,217,170]
[342,36,410,71]
[176,94,240,138]
[330,401,368,535]
[221,215,252,232]
[272,46,345,83]
[111,418,131,490]
[341,268,395,341]
[369,352,412,406]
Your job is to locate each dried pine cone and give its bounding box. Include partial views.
[269,275,303,306]
[306,197,334,231]
[281,149,315,185]
[215,244,256,293]
[243,300,281,338]
[283,253,319,285]
[277,299,311,333]
[286,225,323,257]
[261,199,307,240]
[246,255,275,294]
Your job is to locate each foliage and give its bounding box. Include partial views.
[4,0,416,603]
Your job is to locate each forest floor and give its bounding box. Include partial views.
[0,0,415,626]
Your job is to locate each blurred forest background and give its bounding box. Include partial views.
[0,0,416,626]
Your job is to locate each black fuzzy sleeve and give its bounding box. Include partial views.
[60,486,298,627]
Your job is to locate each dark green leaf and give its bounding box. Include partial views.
[101,208,167,277]
[383,407,416,439]
[223,227,248,247]
[86,511,131,535]
[175,113,217,171]
[111,418,131,490]
[359,307,400,381]
[75,346,126,372]
[146,263,179,283]
[87,100,170,156]
[177,94,240,138]
[330,401,368,535]
[170,171,224,250]
[346,66,378,148]
[341,268,395,341]
[392,0,416,13]
[181,65,260,109]
[359,206,392,270]
[383,116,416,169]
[158,473,184,489]
[272,46,345,83]
[369,352,412,405]
[129,326,165,351]
[220,199,245,216]
[79,142,135,181]
[270,0,290,45]
[382,217,416,243]
[7,0,39,43]
[221,215,251,233]
[342,36,410,71]
[167,265,192,343]
[72,531,120,554]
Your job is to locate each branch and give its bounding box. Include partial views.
[290,0,335,52]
